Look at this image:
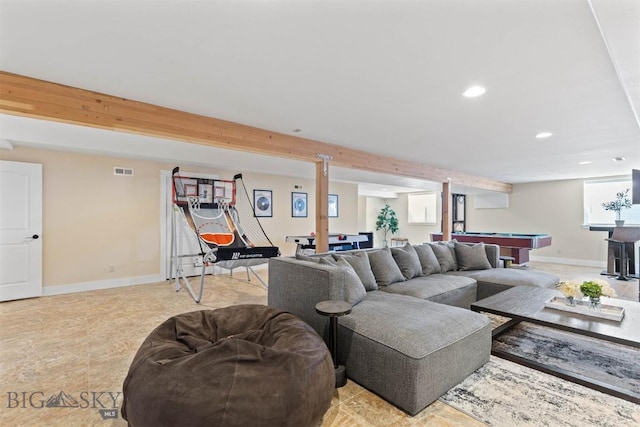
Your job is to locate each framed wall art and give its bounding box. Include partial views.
[253,189,273,217]
[291,192,308,217]
[328,194,339,217]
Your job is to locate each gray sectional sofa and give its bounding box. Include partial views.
[267,241,559,415]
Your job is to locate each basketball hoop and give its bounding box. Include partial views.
[188,196,201,211]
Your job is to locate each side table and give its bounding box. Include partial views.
[315,300,352,387]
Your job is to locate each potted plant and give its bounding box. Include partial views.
[601,188,632,226]
[375,204,399,247]
[580,279,616,309]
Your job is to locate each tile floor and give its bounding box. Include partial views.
[0,262,637,426]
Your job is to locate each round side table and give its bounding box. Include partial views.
[315,300,352,388]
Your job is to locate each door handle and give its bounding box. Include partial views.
[30,234,40,240]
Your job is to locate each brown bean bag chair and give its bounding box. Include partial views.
[122,304,334,427]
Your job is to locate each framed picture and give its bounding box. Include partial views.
[253,189,273,217]
[328,194,339,217]
[291,192,308,217]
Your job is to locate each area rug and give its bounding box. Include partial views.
[440,356,640,426]
[493,322,640,395]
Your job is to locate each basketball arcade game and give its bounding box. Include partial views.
[170,167,279,302]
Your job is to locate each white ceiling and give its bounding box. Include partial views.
[0,0,638,195]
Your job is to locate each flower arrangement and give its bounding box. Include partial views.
[557,279,616,308]
[557,280,581,298]
[579,279,616,298]
[601,188,632,221]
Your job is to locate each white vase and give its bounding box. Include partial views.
[615,220,624,227]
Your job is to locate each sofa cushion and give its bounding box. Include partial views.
[337,292,491,415]
[367,247,406,287]
[380,275,477,308]
[413,244,442,275]
[449,268,559,300]
[391,243,423,280]
[454,242,492,271]
[429,242,457,273]
[333,251,378,291]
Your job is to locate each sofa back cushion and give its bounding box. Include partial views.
[367,247,406,287]
[428,242,457,273]
[413,244,442,275]
[454,242,493,271]
[333,251,378,291]
[391,243,423,280]
[320,257,366,305]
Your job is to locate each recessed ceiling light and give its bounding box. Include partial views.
[578,161,592,165]
[381,188,389,192]
[535,132,553,139]
[462,86,486,98]
[612,156,626,162]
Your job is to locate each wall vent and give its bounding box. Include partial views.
[114,167,134,176]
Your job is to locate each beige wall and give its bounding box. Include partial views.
[237,171,360,256]
[364,180,609,266]
[467,180,608,266]
[0,146,358,288]
[0,145,612,291]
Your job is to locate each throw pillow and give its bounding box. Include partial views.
[413,244,442,275]
[428,243,457,273]
[367,247,406,287]
[391,243,423,280]
[334,257,367,305]
[441,240,458,270]
[295,253,320,263]
[454,242,492,271]
[333,251,378,291]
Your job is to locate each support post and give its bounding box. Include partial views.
[315,155,331,253]
[442,180,452,241]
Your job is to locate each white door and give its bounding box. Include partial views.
[0,161,43,301]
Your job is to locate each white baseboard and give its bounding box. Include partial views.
[42,264,269,297]
[42,274,164,296]
[529,256,606,269]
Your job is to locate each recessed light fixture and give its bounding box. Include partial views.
[381,188,389,192]
[462,86,486,98]
[612,156,626,162]
[535,132,553,139]
[578,161,592,165]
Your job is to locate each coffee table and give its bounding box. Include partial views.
[471,286,640,403]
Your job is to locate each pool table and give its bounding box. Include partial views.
[430,232,552,265]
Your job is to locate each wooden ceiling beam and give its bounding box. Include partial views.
[0,71,512,193]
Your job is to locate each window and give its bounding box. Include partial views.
[583,177,640,225]
[407,192,437,224]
